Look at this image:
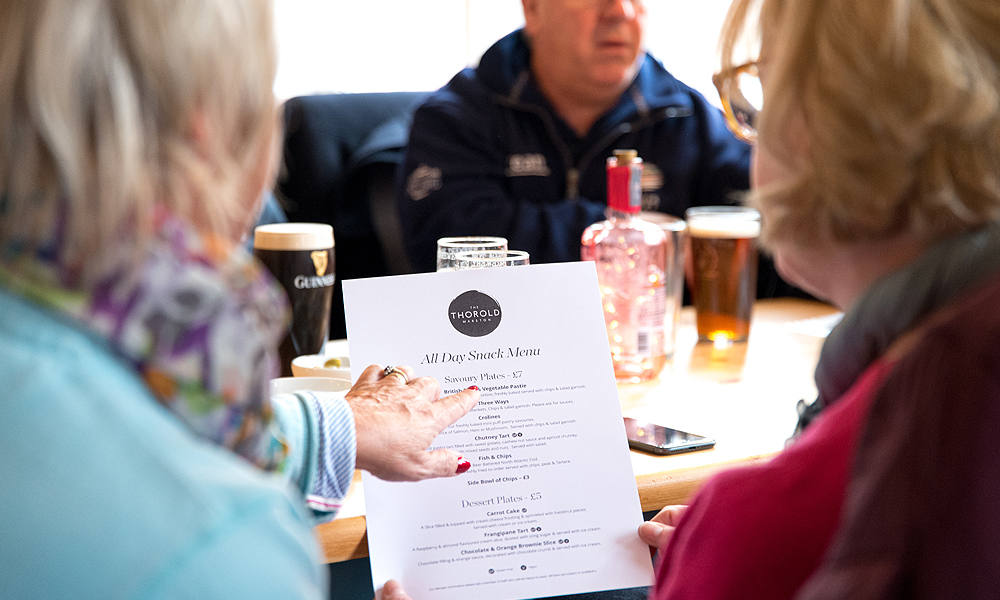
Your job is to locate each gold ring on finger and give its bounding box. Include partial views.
[384,367,409,384]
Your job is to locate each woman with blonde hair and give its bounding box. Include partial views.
[0,1,477,597]
[636,0,1000,598]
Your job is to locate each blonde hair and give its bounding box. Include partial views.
[0,0,276,277]
[720,0,1000,247]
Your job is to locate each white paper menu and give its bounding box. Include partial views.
[343,262,653,600]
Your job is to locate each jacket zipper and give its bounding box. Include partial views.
[495,81,692,200]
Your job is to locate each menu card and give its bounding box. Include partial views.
[343,262,653,600]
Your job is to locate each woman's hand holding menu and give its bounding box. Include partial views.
[638,505,688,552]
[375,579,412,600]
[347,364,480,481]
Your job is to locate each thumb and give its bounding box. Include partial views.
[378,579,411,600]
[638,520,673,549]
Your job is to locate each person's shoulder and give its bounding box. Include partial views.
[0,289,322,599]
[656,435,848,600]
[633,51,718,115]
[946,273,1000,334]
[409,69,507,145]
[904,271,1000,361]
[416,68,487,115]
[415,29,526,118]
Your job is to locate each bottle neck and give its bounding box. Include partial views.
[606,206,638,221]
[606,155,642,215]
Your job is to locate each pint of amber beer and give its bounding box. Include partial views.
[685,207,760,343]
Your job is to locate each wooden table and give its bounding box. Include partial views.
[314,298,840,563]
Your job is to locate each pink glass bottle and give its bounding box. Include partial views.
[581,150,669,382]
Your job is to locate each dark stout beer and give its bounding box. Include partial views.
[253,223,335,376]
[686,208,760,343]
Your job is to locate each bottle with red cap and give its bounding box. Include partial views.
[581,149,669,382]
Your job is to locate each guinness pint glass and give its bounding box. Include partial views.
[685,207,760,343]
[253,223,335,376]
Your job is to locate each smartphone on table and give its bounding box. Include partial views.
[623,417,716,455]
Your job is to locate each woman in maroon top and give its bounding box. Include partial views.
[638,0,1000,599]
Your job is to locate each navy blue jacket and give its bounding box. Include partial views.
[397,30,752,272]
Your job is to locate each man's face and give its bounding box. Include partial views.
[524,0,645,91]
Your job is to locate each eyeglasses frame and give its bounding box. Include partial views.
[713,61,760,144]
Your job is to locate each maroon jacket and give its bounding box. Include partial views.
[651,354,894,600]
[798,275,1000,599]
[652,268,1000,599]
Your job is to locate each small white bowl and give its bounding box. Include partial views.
[291,354,351,380]
[269,376,352,396]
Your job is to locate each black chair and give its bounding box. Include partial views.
[276,92,428,339]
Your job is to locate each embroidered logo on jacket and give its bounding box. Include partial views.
[641,163,664,210]
[407,164,443,201]
[505,153,551,177]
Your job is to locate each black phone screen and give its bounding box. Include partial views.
[623,417,715,455]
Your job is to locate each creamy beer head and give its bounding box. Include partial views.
[686,208,761,239]
[253,223,335,251]
[685,207,760,343]
[253,223,336,376]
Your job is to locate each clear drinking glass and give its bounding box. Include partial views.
[436,236,508,271]
[453,250,530,270]
[639,212,687,359]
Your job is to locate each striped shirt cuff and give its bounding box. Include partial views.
[301,391,357,515]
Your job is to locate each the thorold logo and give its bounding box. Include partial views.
[505,153,551,177]
[448,290,502,337]
[310,250,329,277]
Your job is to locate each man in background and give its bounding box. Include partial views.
[397,0,752,276]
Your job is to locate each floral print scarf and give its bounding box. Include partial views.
[0,209,292,471]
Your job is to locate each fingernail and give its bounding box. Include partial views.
[456,457,471,474]
[467,385,479,391]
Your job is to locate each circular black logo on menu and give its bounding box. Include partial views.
[448,290,502,337]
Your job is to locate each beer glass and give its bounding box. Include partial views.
[253,223,335,376]
[685,207,760,343]
[453,250,530,270]
[436,236,507,271]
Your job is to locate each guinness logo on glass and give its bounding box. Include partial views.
[449,290,502,337]
[310,250,329,276]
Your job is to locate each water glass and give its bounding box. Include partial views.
[639,212,687,358]
[436,236,508,271]
[453,250,530,270]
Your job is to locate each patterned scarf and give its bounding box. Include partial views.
[0,208,292,471]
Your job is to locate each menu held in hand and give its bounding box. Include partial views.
[343,262,653,600]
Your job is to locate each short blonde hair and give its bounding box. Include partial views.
[720,0,1000,247]
[0,0,276,277]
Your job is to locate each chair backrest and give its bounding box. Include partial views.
[276,92,428,339]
